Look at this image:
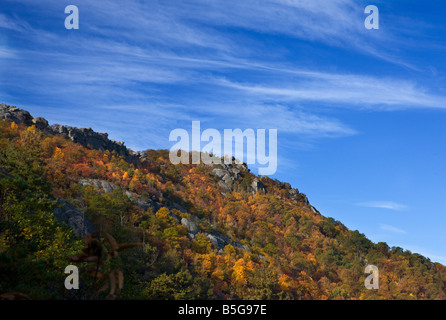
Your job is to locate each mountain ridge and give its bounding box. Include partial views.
[0,103,445,300]
[0,103,316,210]
[0,104,142,161]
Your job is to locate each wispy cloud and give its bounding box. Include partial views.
[380,224,406,234]
[216,74,446,110]
[2,0,429,66]
[356,201,408,211]
[0,13,32,32]
[0,46,15,59]
[168,0,385,57]
[1,0,446,150]
[2,0,446,115]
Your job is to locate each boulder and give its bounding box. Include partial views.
[205,233,229,251]
[204,232,250,253]
[229,167,241,179]
[181,218,198,234]
[32,117,49,130]
[212,168,226,178]
[0,104,34,126]
[188,233,195,240]
[218,180,231,190]
[222,173,234,185]
[211,161,248,193]
[125,190,136,199]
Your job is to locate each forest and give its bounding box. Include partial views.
[0,118,445,300]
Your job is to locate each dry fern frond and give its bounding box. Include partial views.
[0,292,31,300]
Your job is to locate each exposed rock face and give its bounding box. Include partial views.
[32,117,49,130]
[289,188,299,199]
[169,202,187,213]
[277,180,309,203]
[205,233,228,251]
[205,232,251,252]
[211,161,248,191]
[135,199,151,211]
[78,178,163,211]
[75,178,255,253]
[51,125,129,157]
[300,193,309,204]
[79,178,120,193]
[0,104,34,125]
[1,104,297,255]
[217,180,231,191]
[181,217,198,234]
[53,199,95,237]
[212,168,226,179]
[0,104,136,161]
[249,178,265,194]
[211,161,267,195]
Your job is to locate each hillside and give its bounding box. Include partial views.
[0,104,445,300]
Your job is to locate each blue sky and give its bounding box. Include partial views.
[1,0,446,264]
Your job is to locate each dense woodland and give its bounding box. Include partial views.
[0,119,445,300]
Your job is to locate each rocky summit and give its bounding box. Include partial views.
[0,104,133,160]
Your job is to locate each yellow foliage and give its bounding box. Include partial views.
[54,147,63,159]
[232,259,248,285]
[199,254,214,275]
[278,274,292,291]
[211,268,225,281]
[26,125,36,134]
[155,207,172,224]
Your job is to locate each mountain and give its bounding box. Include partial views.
[0,104,445,300]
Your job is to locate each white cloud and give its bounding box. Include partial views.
[216,74,446,110]
[2,0,417,65]
[2,0,446,150]
[0,46,15,59]
[3,0,445,114]
[0,13,32,32]
[172,0,370,49]
[356,201,408,211]
[380,224,406,234]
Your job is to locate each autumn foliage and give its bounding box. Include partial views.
[0,120,445,300]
